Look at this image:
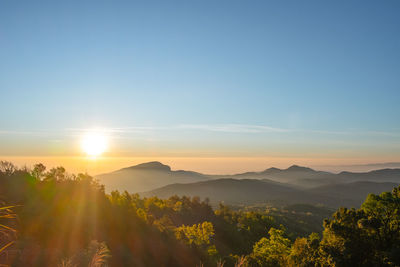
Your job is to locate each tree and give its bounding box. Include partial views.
[249,227,291,266]
[318,186,400,266]
[175,221,215,247]
[0,161,16,176]
[31,163,46,180]
[175,221,218,259]
[288,233,320,267]
[44,166,66,181]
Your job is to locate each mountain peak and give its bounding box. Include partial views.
[261,167,282,174]
[127,161,171,172]
[286,165,314,172]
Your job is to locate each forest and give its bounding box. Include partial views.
[1,161,400,267]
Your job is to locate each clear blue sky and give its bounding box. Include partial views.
[0,1,399,166]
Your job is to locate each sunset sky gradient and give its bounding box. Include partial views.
[1,1,399,173]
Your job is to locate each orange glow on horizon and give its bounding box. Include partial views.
[0,156,398,176]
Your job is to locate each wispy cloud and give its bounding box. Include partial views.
[0,130,55,136]
[177,124,288,133]
[298,129,400,137]
[0,125,399,138]
[65,124,288,135]
[65,126,165,135]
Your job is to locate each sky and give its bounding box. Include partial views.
[0,1,399,174]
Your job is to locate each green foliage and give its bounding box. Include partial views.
[318,187,400,266]
[175,221,218,261]
[31,163,46,180]
[249,227,291,267]
[175,221,215,247]
[287,232,320,267]
[0,162,200,266]
[214,204,276,256]
[264,204,333,238]
[3,161,400,267]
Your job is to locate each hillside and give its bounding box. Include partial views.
[143,178,399,208]
[96,161,209,193]
[307,181,398,207]
[230,165,400,188]
[142,178,334,207]
[230,165,335,187]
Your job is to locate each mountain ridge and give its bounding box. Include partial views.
[96,161,400,202]
[143,178,399,208]
[96,161,209,193]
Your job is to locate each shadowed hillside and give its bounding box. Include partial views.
[141,178,310,206]
[306,181,398,207]
[142,177,399,208]
[141,178,347,207]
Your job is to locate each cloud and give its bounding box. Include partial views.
[177,124,288,133]
[65,127,164,134]
[65,124,288,135]
[0,125,399,138]
[300,129,400,137]
[0,130,54,136]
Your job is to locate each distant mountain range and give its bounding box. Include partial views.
[314,162,400,173]
[96,161,400,208]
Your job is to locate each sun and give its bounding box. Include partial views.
[81,131,108,158]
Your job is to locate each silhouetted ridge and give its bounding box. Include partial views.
[97,161,208,193]
[98,162,400,195]
[143,178,309,206]
[261,167,281,174]
[286,165,315,172]
[125,161,171,172]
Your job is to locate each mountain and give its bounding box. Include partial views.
[314,162,400,173]
[141,178,326,206]
[336,169,400,183]
[294,168,400,188]
[96,161,209,193]
[231,165,400,188]
[124,161,172,171]
[143,179,399,208]
[225,165,335,187]
[307,181,398,207]
[205,165,332,188]
[96,161,400,205]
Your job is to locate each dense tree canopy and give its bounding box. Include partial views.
[1,161,400,266]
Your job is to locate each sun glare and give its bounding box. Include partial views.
[81,131,108,158]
